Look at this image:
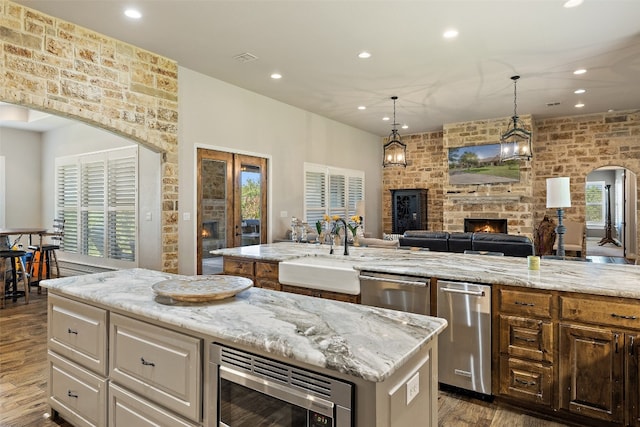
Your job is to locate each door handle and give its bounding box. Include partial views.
[440,287,485,297]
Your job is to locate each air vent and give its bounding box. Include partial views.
[217,345,345,400]
[233,52,258,63]
[546,101,561,107]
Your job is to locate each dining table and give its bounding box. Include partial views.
[0,228,48,306]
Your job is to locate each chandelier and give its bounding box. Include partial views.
[383,96,407,167]
[500,75,532,162]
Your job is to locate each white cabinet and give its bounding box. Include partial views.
[109,383,198,427]
[109,313,202,421]
[47,295,203,426]
[48,351,107,427]
[48,295,108,425]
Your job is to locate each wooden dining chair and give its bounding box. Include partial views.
[28,219,65,292]
[1,246,30,308]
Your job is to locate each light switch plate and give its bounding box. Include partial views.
[406,372,419,405]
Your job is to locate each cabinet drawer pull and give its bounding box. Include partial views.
[515,378,536,387]
[611,313,637,320]
[67,390,78,398]
[514,336,537,343]
[67,328,78,335]
[140,357,155,367]
[514,301,535,307]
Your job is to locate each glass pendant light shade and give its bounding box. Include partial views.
[500,76,532,162]
[383,96,407,167]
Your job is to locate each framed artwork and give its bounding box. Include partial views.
[448,143,520,185]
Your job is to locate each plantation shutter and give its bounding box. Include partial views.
[56,163,79,253]
[81,160,105,257]
[329,174,346,218]
[347,176,364,217]
[55,146,137,266]
[305,169,326,226]
[303,163,365,223]
[108,154,137,261]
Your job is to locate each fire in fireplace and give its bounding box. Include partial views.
[464,218,507,234]
[202,221,219,239]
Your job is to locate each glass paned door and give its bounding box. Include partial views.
[234,155,267,248]
[197,149,267,274]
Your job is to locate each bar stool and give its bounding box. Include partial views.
[1,249,30,308]
[29,219,64,293]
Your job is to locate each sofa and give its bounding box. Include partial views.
[399,231,534,257]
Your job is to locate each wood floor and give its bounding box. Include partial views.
[1,291,571,427]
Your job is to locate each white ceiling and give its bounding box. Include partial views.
[9,0,640,136]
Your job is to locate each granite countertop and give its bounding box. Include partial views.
[214,242,640,299]
[41,268,447,383]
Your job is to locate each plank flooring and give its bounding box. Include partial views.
[1,291,571,427]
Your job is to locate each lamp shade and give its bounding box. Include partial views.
[355,200,365,218]
[546,177,571,208]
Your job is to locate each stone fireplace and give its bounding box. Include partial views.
[464,218,508,234]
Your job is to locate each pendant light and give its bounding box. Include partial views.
[383,96,407,167]
[500,76,532,162]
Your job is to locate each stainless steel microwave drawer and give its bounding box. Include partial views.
[109,313,202,422]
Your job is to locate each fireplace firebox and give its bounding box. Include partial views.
[464,218,507,234]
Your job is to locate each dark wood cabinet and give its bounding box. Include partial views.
[391,189,428,233]
[559,323,624,423]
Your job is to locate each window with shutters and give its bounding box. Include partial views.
[55,147,137,267]
[304,163,364,224]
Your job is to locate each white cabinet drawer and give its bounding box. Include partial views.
[48,351,107,427]
[109,313,202,422]
[48,294,108,375]
[109,383,199,427]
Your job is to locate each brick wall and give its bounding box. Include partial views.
[0,0,179,272]
[383,110,640,256]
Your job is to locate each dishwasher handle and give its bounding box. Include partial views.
[439,287,485,297]
[358,274,427,287]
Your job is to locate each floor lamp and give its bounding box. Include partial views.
[546,177,571,257]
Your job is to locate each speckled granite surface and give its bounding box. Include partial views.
[214,242,640,298]
[42,268,447,382]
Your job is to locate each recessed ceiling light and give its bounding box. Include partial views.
[574,89,586,94]
[382,116,390,121]
[443,29,459,39]
[573,68,587,75]
[575,103,585,108]
[563,0,583,8]
[358,51,371,59]
[124,8,142,19]
[270,73,282,80]
[401,124,409,130]
[357,106,366,110]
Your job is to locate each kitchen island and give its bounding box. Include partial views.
[42,268,447,427]
[214,242,640,427]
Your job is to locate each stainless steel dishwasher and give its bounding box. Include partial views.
[359,271,430,315]
[437,280,492,396]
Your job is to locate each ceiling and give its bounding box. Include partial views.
[8,0,640,136]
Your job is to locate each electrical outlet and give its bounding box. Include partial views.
[280,211,288,218]
[406,372,419,405]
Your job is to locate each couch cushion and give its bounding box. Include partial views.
[472,233,534,257]
[448,232,473,253]
[403,230,449,239]
[399,231,449,251]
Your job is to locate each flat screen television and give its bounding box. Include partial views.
[448,143,520,185]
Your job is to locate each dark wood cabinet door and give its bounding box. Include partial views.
[559,323,624,423]
[627,333,640,427]
[391,189,427,233]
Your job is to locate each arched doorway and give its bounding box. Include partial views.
[585,166,637,262]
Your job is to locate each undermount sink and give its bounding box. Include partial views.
[278,256,360,295]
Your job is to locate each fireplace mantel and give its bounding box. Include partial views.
[446,194,522,204]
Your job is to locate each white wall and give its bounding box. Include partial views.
[178,67,382,275]
[41,122,162,270]
[0,127,43,228]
